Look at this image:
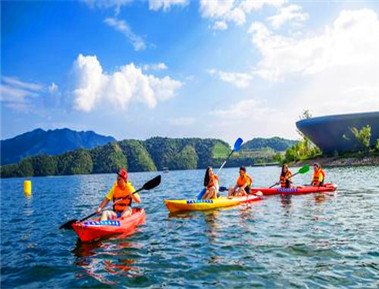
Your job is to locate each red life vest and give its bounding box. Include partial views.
[113,184,133,213]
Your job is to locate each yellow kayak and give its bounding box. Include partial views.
[164,195,262,213]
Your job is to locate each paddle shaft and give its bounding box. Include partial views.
[216,150,234,175]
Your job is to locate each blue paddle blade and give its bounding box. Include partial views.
[233,138,243,152]
[196,188,206,200]
[219,186,228,192]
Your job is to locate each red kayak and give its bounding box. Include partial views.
[72,208,145,242]
[251,183,337,196]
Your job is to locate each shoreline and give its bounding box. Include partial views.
[293,155,379,168]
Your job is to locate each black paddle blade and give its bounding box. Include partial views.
[142,175,161,190]
[59,219,78,230]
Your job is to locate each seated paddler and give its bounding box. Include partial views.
[96,168,141,221]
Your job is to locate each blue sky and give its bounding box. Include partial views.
[1,0,379,143]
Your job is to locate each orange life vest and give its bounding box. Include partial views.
[207,175,219,189]
[280,170,292,188]
[237,174,252,187]
[312,168,325,186]
[113,183,133,213]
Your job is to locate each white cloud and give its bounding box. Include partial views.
[72,54,182,112]
[83,0,188,13]
[212,21,228,30]
[148,0,189,11]
[104,17,146,51]
[240,0,286,13]
[210,9,379,137]
[211,98,270,118]
[267,4,308,29]
[48,82,59,93]
[168,116,196,126]
[0,77,43,111]
[249,9,379,82]
[208,69,252,88]
[82,0,133,15]
[142,62,168,71]
[2,76,43,91]
[200,0,286,29]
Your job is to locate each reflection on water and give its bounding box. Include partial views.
[1,166,378,288]
[73,235,141,285]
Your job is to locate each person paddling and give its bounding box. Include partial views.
[311,163,325,186]
[228,166,252,197]
[202,167,219,200]
[275,164,293,188]
[96,168,141,221]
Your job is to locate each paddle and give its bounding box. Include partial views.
[59,175,161,230]
[197,138,243,200]
[216,137,243,175]
[268,164,310,188]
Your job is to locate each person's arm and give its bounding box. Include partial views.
[128,184,141,203]
[96,197,110,214]
[131,193,141,203]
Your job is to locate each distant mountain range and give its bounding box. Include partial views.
[0,128,298,178]
[1,128,116,165]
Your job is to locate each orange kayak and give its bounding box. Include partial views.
[72,208,145,242]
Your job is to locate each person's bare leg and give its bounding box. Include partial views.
[101,210,117,221]
[208,187,216,199]
[202,189,210,200]
[121,206,132,218]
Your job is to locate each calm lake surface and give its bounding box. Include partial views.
[1,166,378,288]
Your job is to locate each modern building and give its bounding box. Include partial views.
[296,111,379,154]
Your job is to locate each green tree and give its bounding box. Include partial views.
[172,145,198,170]
[350,125,371,152]
[17,158,34,177]
[300,109,312,120]
[118,140,156,172]
[91,143,126,173]
[32,155,58,176]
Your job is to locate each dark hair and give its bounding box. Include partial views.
[239,166,246,172]
[281,164,288,177]
[204,167,211,187]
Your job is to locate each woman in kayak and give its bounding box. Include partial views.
[311,163,325,186]
[228,166,252,197]
[202,167,219,199]
[275,164,293,188]
[96,168,141,221]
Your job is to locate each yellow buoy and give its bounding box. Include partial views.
[24,180,32,195]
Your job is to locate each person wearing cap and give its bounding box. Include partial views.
[228,166,253,197]
[311,163,325,186]
[96,168,141,221]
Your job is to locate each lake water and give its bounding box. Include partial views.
[1,166,378,288]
